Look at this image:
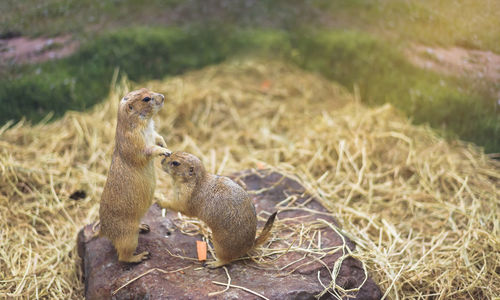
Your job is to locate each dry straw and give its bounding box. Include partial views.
[0,59,498,299]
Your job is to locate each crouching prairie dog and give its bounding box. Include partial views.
[98,88,171,263]
[159,152,277,268]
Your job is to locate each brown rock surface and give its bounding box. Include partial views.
[78,170,382,299]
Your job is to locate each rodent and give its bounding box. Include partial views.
[159,151,277,268]
[97,88,171,263]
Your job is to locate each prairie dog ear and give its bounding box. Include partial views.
[121,96,129,102]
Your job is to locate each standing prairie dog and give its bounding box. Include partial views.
[159,152,277,268]
[98,88,171,263]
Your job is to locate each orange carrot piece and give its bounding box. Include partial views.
[260,80,272,91]
[256,162,266,170]
[196,241,207,261]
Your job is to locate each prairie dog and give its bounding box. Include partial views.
[98,88,171,263]
[159,152,277,268]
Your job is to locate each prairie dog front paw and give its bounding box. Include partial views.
[162,148,172,157]
[155,135,167,148]
[146,145,169,157]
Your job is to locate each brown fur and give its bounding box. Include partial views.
[98,88,171,263]
[159,152,277,268]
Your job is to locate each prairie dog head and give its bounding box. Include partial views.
[161,152,206,183]
[118,88,165,126]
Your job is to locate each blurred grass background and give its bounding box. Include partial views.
[0,0,499,152]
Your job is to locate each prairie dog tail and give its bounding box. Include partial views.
[254,212,277,246]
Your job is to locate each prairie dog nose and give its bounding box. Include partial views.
[157,93,165,102]
[151,92,165,104]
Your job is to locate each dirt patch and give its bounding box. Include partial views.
[0,35,78,64]
[407,44,500,82]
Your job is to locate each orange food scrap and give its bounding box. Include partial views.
[196,241,207,261]
[260,80,272,91]
[256,162,266,170]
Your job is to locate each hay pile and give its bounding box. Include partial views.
[1,59,499,299]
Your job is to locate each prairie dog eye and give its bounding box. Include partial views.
[171,161,180,166]
[142,97,151,102]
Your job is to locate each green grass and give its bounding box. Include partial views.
[0,27,291,124]
[0,27,239,123]
[0,27,498,152]
[314,0,500,53]
[0,0,182,37]
[3,0,499,54]
[290,30,499,153]
[388,0,500,52]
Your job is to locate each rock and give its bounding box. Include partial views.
[78,169,382,299]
